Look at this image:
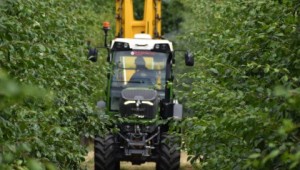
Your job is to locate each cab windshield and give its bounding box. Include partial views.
[110,50,168,111]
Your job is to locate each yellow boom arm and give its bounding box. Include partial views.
[115,0,161,39]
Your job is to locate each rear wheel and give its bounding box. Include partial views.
[94,135,120,170]
[156,133,181,170]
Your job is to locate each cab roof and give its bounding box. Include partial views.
[111,34,173,51]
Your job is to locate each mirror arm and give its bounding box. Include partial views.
[104,29,109,48]
[87,22,111,63]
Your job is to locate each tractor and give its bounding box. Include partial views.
[88,1,194,169]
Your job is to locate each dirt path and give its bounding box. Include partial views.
[82,148,194,170]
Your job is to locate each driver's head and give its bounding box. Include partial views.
[135,57,146,69]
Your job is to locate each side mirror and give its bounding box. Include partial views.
[88,48,98,62]
[185,51,194,66]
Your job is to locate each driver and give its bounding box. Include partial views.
[129,57,155,84]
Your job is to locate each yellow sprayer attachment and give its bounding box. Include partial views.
[115,0,161,39]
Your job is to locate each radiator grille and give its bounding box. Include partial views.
[120,88,158,119]
[121,88,157,101]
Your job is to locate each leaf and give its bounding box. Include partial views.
[209,68,219,75]
[37,44,46,52]
[26,159,43,170]
[249,153,261,159]
[263,64,270,73]
[274,86,288,97]
[281,75,289,82]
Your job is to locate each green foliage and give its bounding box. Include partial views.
[131,0,185,34]
[176,0,300,169]
[133,0,145,20]
[1,0,300,169]
[0,0,113,168]
[162,0,185,34]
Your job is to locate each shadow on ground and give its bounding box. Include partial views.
[82,144,195,170]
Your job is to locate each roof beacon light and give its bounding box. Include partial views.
[103,21,111,31]
[102,22,110,48]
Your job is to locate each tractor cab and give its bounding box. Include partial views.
[109,34,172,115]
[110,50,167,109]
[89,33,193,119]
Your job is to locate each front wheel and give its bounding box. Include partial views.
[94,135,120,170]
[156,133,181,170]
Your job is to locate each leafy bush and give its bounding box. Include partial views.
[0,0,113,168]
[176,0,300,169]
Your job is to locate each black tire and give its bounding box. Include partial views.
[156,133,181,170]
[94,135,120,170]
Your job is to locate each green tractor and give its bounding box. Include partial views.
[88,1,194,169]
[88,30,193,170]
